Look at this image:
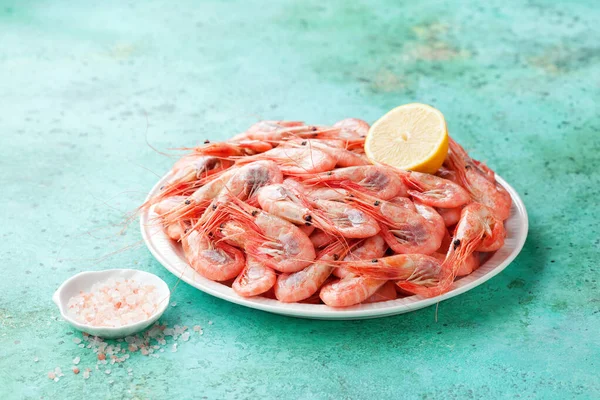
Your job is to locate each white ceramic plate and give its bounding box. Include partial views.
[140,173,528,320]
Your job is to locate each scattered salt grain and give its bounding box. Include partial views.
[171,343,178,353]
[72,337,82,344]
[181,332,190,342]
[105,369,111,375]
[83,369,91,379]
[33,357,39,363]
[193,325,201,332]
[208,320,213,325]
[170,301,177,307]
[78,344,85,348]
[73,356,80,365]
[66,278,160,327]
[48,371,56,380]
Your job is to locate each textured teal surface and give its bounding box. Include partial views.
[1,0,599,399]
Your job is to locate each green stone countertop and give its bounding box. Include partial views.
[1,0,599,398]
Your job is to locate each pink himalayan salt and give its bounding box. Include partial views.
[66,278,160,327]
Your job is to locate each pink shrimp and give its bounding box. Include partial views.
[413,201,446,247]
[431,252,480,277]
[256,183,314,226]
[153,196,189,240]
[274,242,348,303]
[437,206,462,227]
[333,234,387,278]
[322,235,389,307]
[320,275,387,307]
[332,118,370,138]
[182,230,245,281]
[424,203,506,295]
[218,200,316,273]
[312,199,381,238]
[302,166,408,200]
[233,121,341,142]
[446,138,512,220]
[189,140,273,158]
[232,257,277,297]
[237,146,337,175]
[284,139,369,167]
[191,160,284,233]
[350,197,442,255]
[340,254,445,297]
[363,281,398,303]
[398,170,471,208]
[309,229,336,249]
[159,167,237,224]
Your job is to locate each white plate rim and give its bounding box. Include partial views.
[140,172,528,320]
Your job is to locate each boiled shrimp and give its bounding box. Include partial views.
[219,200,316,273]
[322,235,389,307]
[437,206,462,227]
[363,281,397,303]
[399,170,471,208]
[351,197,442,255]
[284,139,369,167]
[238,146,337,175]
[191,140,273,157]
[341,253,445,297]
[333,234,387,278]
[182,230,245,281]
[446,138,512,220]
[274,242,348,303]
[232,256,277,297]
[302,166,407,200]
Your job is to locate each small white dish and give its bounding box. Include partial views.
[140,172,528,320]
[53,269,171,339]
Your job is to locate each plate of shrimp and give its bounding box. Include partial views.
[139,119,528,319]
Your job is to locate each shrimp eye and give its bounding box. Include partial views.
[333,254,339,261]
[251,210,258,216]
[327,172,333,176]
[185,200,191,205]
[212,204,217,210]
[465,165,471,170]
[311,127,317,131]
[371,259,378,263]
[301,141,307,145]
[374,201,381,206]
[349,194,355,198]
[304,215,312,222]
[160,186,165,190]
[204,139,210,144]
[219,223,225,229]
[453,239,461,249]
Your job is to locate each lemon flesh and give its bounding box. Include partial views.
[365,103,449,173]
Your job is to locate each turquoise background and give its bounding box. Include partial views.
[1,0,599,398]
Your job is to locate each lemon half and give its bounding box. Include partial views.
[365,103,448,173]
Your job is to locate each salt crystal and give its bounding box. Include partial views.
[34,357,39,362]
[83,369,91,379]
[54,377,59,382]
[127,368,132,372]
[105,369,111,375]
[73,357,80,365]
[66,278,158,328]
[48,371,56,380]
[79,344,85,348]
[170,301,177,307]
[193,325,202,332]
[208,321,213,325]
[181,332,190,342]
[73,337,82,344]
[171,343,178,353]
[159,348,164,353]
